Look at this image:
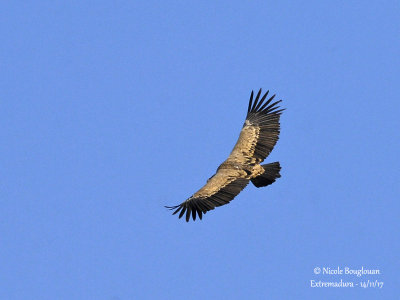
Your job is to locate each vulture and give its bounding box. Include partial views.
[166,89,284,222]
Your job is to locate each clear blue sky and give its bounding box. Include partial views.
[1,1,399,299]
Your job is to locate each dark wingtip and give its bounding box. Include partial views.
[248,90,254,113]
[255,88,262,102]
[166,201,205,222]
[192,208,196,221]
[185,207,191,222]
[254,90,270,112]
[264,99,283,113]
[248,88,284,114]
[165,205,177,210]
[179,206,186,218]
[249,88,262,114]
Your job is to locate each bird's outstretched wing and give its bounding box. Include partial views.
[165,168,249,222]
[228,89,284,165]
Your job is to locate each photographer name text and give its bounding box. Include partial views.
[314,266,380,277]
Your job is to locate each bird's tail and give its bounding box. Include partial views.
[251,162,281,188]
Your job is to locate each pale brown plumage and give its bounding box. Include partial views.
[166,89,284,221]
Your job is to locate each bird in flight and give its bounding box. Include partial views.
[166,89,284,222]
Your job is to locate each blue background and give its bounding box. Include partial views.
[1,1,399,299]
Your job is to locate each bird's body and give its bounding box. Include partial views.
[166,89,284,221]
